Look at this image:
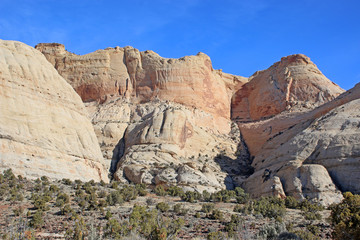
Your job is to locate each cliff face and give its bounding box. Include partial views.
[0,40,109,182]
[36,43,248,192]
[35,42,360,205]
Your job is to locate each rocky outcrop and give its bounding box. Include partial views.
[241,83,360,205]
[0,40,109,182]
[36,43,249,192]
[37,42,360,205]
[36,43,246,130]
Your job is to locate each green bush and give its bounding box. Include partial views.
[135,183,148,196]
[181,191,201,203]
[104,218,130,239]
[202,190,211,202]
[234,187,250,204]
[56,192,70,207]
[173,203,188,215]
[201,203,215,213]
[167,186,184,197]
[106,190,124,206]
[60,204,73,215]
[120,185,138,201]
[156,202,170,212]
[225,214,244,237]
[236,197,286,219]
[30,210,44,229]
[330,192,360,240]
[154,185,167,196]
[285,196,300,209]
[211,189,235,203]
[62,178,72,185]
[209,209,223,221]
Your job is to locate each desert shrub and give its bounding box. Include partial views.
[13,206,24,216]
[300,199,323,221]
[207,231,225,240]
[83,182,95,194]
[330,192,360,240]
[225,214,244,237]
[121,185,138,201]
[60,204,73,215]
[62,178,72,185]
[56,192,70,207]
[257,221,286,240]
[195,212,201,218]
[292,229,320,240]
[97,190,107,198]
[181,191,201,203]
[3,169,16,181]
[236,197,286,220]
[65,215,88,240]
[106,190,124,206]
[85,192,98,210]
[30,210,44,229]
[110,181,119,189]
[153,185,167,196]
[211,189,235,203]
[49,184,59,193]
[104,218,130,239]
[173,203,188,215]
[167,185,184,197]
[98,199,108,209]
[135,183,148,196]
[156,202,170,212]
[234,187,250,204]
[40,176,49,185]
[201,203,215,213]
[105,210,112,220]
[31,194,49,211]
[128,204,184,239]
[202,190,212,202]
[209,209,224,221]
[285,196,300,209]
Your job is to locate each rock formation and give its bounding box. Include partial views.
[36,43,248,192]
[36,42,360,205]
[0,40,109,182]
[241,83,360,204]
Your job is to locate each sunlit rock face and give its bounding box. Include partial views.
[0,40,109,182]
[38,42,360,205]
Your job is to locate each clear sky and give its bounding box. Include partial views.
[1,0,359,90]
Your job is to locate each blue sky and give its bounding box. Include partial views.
[1,0,359,90]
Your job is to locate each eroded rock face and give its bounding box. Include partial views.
[36,43,250,191]
[0,40,109,182]
[232,54,343,122]
[36,43,246,129]
[37,42,359,205]
[85,98,247,192]
[241,84,360,205]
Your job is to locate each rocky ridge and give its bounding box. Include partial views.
[0,40,109,182]
[31,42,360,204]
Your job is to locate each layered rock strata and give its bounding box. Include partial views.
[37,43,360,205]
[37,43,248,192]
[0,40,108,182]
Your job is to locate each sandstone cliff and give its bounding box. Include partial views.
[36,43,248,192]
[36,42,360,205]
[0,40,109,182]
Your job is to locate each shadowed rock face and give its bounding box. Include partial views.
[36,43,360,205]
[0,40,109,182]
